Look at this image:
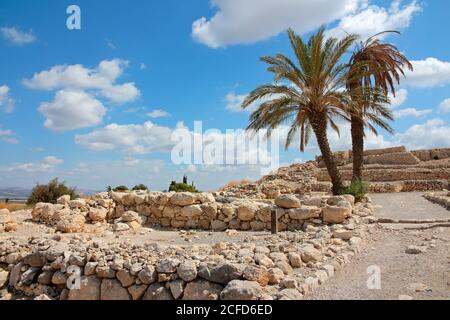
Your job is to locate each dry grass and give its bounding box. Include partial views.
[0,202,29,211]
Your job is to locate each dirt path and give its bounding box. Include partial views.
[306,193,450,300]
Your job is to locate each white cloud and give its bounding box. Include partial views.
[147,109,170,118]
[7,156,63,173]
[140,63,147,70]
[393,107,432,118]
[0,126,18,144]
[1,26,36,45]
[404,58,450,88]
[0,85,15,113]
[388,88,408,109]
[75,121,181,154]
[105,38,116,49]
[225,92,248,112]
[192,0,364,48]
[23,59,140,104]
[393,119,450,149]
[327,0,421,40]
[439,98,450,113]
[38,90,107,132]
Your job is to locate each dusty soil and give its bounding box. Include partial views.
[305,192,450,300]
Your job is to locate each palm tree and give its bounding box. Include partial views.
[347,31,413,181]
[242,28,358,195]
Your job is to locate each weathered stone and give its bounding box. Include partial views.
[183,279,223,300]
[142,283,174,300]
[322,205,351,224]
[84,262,98,276]
[138,265,157,284]
[332,230,353,240]
[23,252,47,267]
[268,268,284,285]
[56,195,71,205]
[274,260,293,275]
[68,199,86,209]
[289,206,321,220]
[96,266,116,279]
[0,270,8,288]
[300,245,322,263]
[243,266,269,286]
[209,263,244,284]
[116,270,135,287]
[37,270,53,285]
[237,203,259,221]
[211,220,227,231]
[180,205,203,219]
[220,280,262,300]
[101,279,131,300]
[122,211,140,222]
[51,271,67,285]
[177,260,197,282]
[114,222,130,231]
[156,258,180,273]
[169,279,185,299]
[277,288,303,300]
[275,195,301,209]
[170,193,197,206]
[128,284,148,300]
[89,207,108,222]
[0,209,11,224]
[68,276,101,300]
[287,252,303,268]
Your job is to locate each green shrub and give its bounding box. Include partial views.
[113,185,129,192]
[168,176,199,193]
[27,178,77,205]
[132,184,148,191]
[340,180,369,202]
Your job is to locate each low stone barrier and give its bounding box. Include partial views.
[30,192,361,233]
[423,191,450,209]
[0,209,17,233]
[0,198,376,300]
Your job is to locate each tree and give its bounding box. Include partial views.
[113,185,129,192]
[168,176,199,193]
[132,184,148,191]
[347,31,412,181]
[242,28,357,194]
[27,178,77,205]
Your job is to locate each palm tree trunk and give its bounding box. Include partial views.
[351,115,364,182]
[311,116,344,195]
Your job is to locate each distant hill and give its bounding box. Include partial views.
[0,187,100,201]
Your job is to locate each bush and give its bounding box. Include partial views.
[168,176,199,193]
[132,184,148,191]
[27,178,77,205]
[340,180,369,202]
[113,185,129,192]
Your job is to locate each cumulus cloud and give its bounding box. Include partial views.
[147,109,170,118]
[225,92,249,112]
[1,26,36,45]
[439,98,450,113]
[393,107,432,118]
[327,0,421,40]
[0,85,15,113]
[7,156,63,173]
[38,90,107,132]
[23,59,140,104]
[0,125,18,144]
[393,119,450,149]
[403,58,450,88]
[75,121,181,154]
[388,88,408,109]
[192,0,364,48]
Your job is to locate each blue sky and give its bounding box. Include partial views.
[0,0,449,192]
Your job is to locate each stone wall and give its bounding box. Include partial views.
[0,209,17,233]
[0,198,376,300]
[30,192,361,233]
[423,191,450,209]
[411,148,450,161]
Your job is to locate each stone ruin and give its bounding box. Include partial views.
[29,191,362,234]
[0,191,376,300]
[0,209,17,233]
[221,146,450,198]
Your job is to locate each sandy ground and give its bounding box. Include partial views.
[305,192,450,300]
